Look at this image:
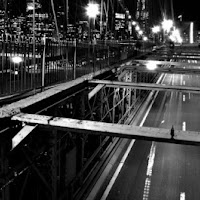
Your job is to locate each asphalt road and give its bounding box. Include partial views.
[103,70,200,199]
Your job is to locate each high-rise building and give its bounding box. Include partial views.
[25,1,56,38]
[135,0,150,34]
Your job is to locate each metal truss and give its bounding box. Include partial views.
[87,71,138,124]
[0,63,159,200]
[0,141,9,200]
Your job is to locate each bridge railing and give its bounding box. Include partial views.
[0,36,137,97]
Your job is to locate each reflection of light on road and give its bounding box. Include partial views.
[146,143,156,176]
[180,192,185,200]
[143,142,156,200]
[141,75,167,200]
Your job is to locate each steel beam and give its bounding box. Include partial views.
[12,125,37,150]
[89,79,200,94]
[12,113,200,145]
[0,65,115,119]
[88,84,105,100]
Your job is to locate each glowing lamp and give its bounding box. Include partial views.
[11,56,23,64]
[146,61,157,70]
[86,3,99,18]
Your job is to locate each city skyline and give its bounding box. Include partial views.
[1,0,199,23]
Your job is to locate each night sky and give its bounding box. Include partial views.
[7,0,200,22]
[124,0,200,22]
[173,0,200,21]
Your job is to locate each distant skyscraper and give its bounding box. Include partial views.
[135,0,150,34]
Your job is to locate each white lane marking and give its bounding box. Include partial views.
[100,139,135,200]
[100,74,167,200]
[100,115,148,200]
[189,93,191,99]
[143,142,156,200]
[146,143,156,176]
[183,95,185,102]
[183,80,185,85]
[182,122,186,131]
[143,178,150,200]
[180,192,185,200]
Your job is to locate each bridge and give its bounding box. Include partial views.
[1,43,200,200]
[1,0,200,198]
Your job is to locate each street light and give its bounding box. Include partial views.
[86,2,100,70]
[138,30,143,35]
[11,56,23,75]
[143,36,148,41]
[146,61,157,70]
[162,19,173,33]
[86,3,100,18]
[152,26,160,34]
[152,25,161,44]
[86,2,100,42]
[132,21,137,26]
[169,28,183,43]
[27,4,34,10]
[161,19,173,42]
[11,56,23,64]
[135,25,140,31]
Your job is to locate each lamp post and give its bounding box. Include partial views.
[86,3,99,69]
[27,1,36,87]
[161,19,173,42]
[86,3,99,42]
[152,25,161,44]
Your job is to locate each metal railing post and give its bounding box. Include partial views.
[41,34,46,91]
[73,40,77,79]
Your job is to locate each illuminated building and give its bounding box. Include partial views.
[135,0,150,34]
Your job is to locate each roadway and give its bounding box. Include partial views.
[100,66,200,199]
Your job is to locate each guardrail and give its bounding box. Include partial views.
[0,36,138,97]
